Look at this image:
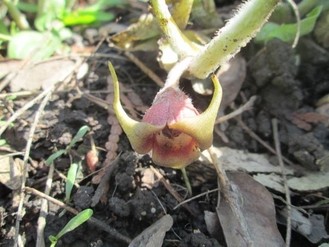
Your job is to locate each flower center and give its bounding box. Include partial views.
[155,126,194,151]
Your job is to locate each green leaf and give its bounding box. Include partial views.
[49,235,58,247]
[45,149,66,165]
[35,0,66,31]
[67,125,90,150]
[62,9,114,26]
[256,6,323,44]
[0,22,9,36]
[0,139,7,146]
[65,162,79,202]
[7,31,62,60]
[55,209,93,240]
[17,2,38,13]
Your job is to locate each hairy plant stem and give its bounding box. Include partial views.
[150,0,202,58]
[188,0,280,79]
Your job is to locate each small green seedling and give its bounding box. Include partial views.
[45,125,90,165]
[49,208,93,247]
[65,161,80,203]
[46,125,90,203]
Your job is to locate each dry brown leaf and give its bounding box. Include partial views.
[9,58,78,92]
[0,59,24,79]
[287,171,329,191]
[204,210,221,240]
[110,13,160,51]
[278,208,329,244]
[253,173,285,193]
[0,155,23,190]
[191,55,246,113]
[217,172,285,247]
[201,146,295,174]
[128,214,173,247]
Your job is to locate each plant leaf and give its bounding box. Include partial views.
[7,31,62,60]
[54,208,93,240]
[65,161,79,202]
[255,6,322,43]
[67,125,90,150]
[62,10,114,26]
[34,0,66,31]
[45,149,66,165]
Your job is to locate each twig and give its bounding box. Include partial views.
[55,169,80,189]
[24,187,132,244]
[124,51,164,87]
[236,118,295,166]
[36,163,54,247]
[208,146,253,246]
[207,146,229,199]
[150,189,167,214]
[271,194,308,215]
[91,155,120,207]
[150,166,184,204]
[0,91,36,99]
[14,89,53,247]
[215,96,257,124]
[272,118,291,247]
[174,187,219,210]
[150,166,197,216]
[0,86,52,136]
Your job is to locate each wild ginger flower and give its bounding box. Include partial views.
[109,62,222,169]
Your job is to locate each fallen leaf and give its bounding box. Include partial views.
[201,146,294,174]
[9,58,78,92]
[217,55,246,111]
[204,210,221,240]
[191,55,246,112]
[0,59,24,79]
[217,172,285,247]
[0,155,23,190]
[110,13,160,51]
[7,31,62,60]
[287,171,329,191]
[128,214,173,247]
[278,208,329,244]
[253,173,285,193]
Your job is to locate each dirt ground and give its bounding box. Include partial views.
[1,1,329,247]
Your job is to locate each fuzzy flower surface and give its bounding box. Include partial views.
[109,62,222,169]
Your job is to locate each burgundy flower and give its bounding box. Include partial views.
[109,62,222,168]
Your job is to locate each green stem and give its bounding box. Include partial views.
[150,0,201,59]
[188,0,280,79]
[3,0,30,30]
[181,168,192,196]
